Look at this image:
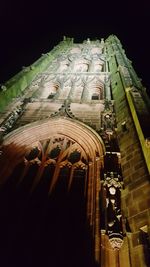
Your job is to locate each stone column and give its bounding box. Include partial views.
[95,157,101,263]
[105,81,111,100]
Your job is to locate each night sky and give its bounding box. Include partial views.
[0,0,150,95]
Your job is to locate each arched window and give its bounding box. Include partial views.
[0,118,104,267]
[90,82,104,100]
[91,93,100,100]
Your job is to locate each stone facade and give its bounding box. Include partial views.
[0,35,150,267]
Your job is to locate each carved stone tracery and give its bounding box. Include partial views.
[0,117,104,263]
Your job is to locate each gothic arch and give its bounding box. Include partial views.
[0,117,105,263]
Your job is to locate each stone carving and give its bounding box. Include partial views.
[103,172,123,189]
[101,153,124,250]
[24,143,42,166]
[109,235,124,250]
[100,100,115,136]
[22,137,88,193]
[0,85,7,91]
[146,137,150,147]
[0,99,31,135]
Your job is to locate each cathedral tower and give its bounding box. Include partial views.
[0,35,150,267]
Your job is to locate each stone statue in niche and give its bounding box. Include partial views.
[104,114,112,129]
[104,99,113,112]
[101,153,124,250]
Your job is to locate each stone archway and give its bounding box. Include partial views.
[0,117,105,267]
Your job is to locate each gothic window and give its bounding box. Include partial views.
[35,80,59,99]
[48,93,56,99]
[46,82,59,99]
[0,118,104,266]
[92,60,104,72]
[73,59,89,72]
[95,63,103,72]
[74,63,88,72]
[91,93,99,100]
[90,83,104,100]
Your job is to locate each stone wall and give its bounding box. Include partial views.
[106,35,150,266]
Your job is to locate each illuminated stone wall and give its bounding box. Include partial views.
[106,35,150,267]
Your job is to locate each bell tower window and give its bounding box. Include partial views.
[91,93,100,100]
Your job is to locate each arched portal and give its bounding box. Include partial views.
[0,117,105,267]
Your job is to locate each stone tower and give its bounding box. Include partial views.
[0,35,150,267]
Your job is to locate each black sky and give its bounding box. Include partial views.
[0,0,150,95]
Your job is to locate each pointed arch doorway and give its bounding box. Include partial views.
[0,117,105,267]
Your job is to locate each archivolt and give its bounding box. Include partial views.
[0,117,105,262]
[0,118,104,182]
